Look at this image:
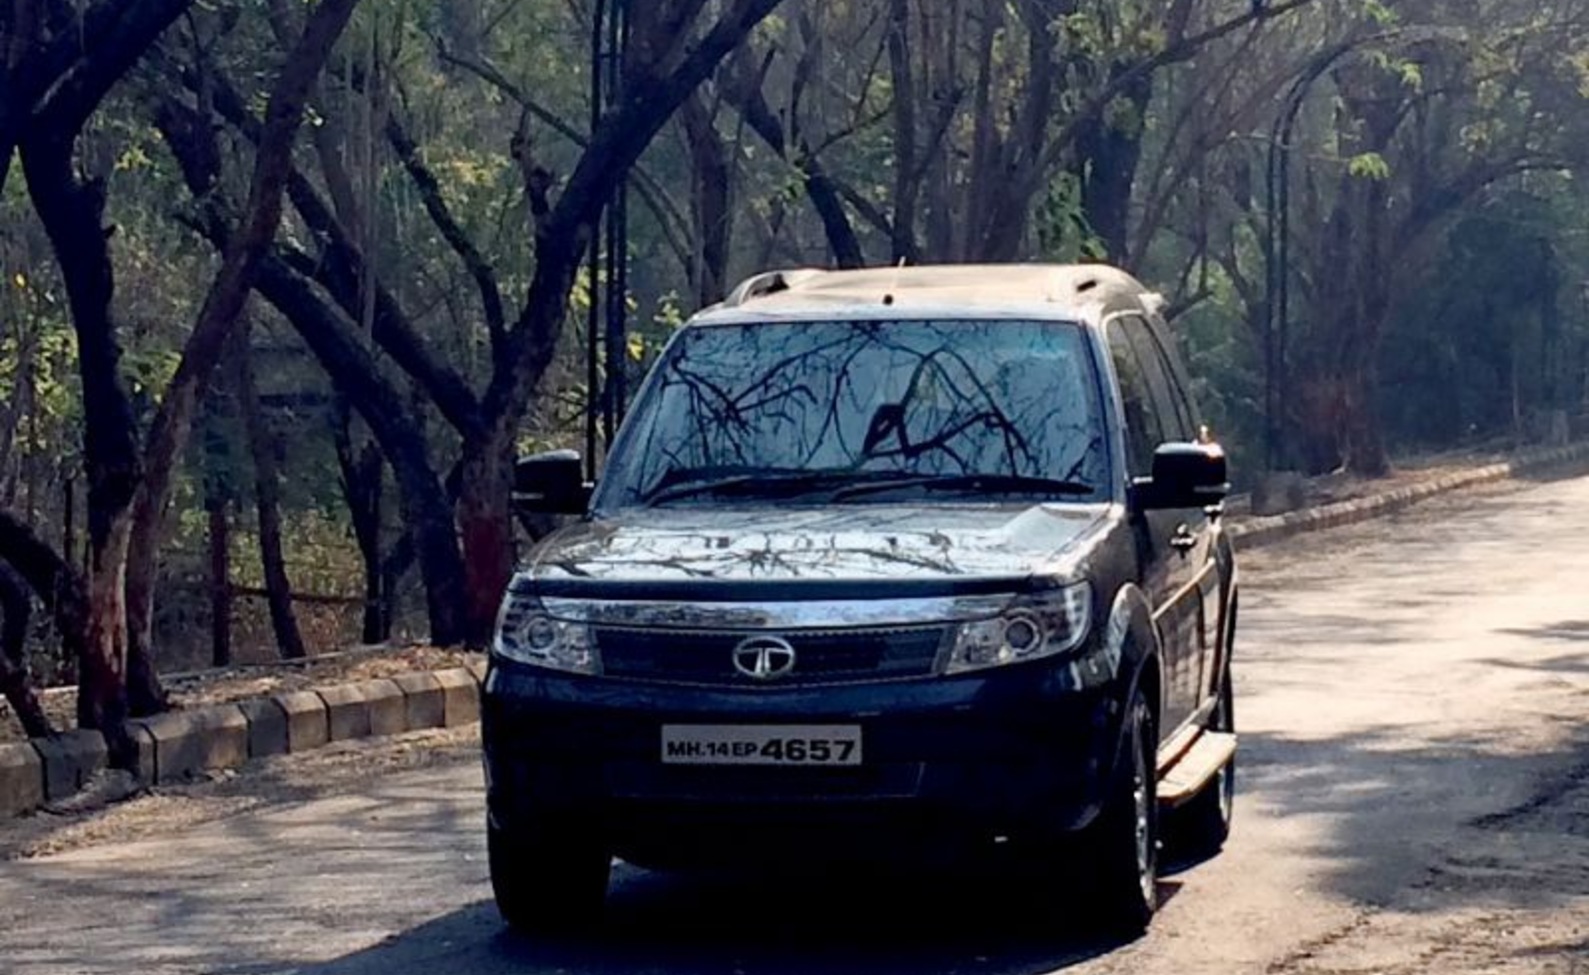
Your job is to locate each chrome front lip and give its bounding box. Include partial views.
[537,594,1013,629]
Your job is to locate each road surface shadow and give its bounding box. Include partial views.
[275,863,1148,975]
[1240,721,1589,909]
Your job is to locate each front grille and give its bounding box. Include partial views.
[594,625,951,686]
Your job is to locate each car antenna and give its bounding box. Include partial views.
[884,256,907,306]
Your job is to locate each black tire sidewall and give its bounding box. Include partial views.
[1087,692,1158,933]
[488,816,611,932]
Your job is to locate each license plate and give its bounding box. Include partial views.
[660,725,863,766]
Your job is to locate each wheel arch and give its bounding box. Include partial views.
[1105,582,1163,720]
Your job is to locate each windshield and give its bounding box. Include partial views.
[597,319,1111,508]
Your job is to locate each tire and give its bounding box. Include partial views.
[488,816,611,934]
[1086,692,1159,934]
[1175,666,1235,857]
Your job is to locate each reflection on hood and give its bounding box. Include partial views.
[530,503,1112,584]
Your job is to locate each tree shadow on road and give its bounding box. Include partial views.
[252,863,1149,975]
[1237,719,1589,911]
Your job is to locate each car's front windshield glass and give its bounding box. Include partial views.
[597,318,1110,508]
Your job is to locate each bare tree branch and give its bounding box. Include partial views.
[385,106,508,354]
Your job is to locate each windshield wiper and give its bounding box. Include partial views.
[833,473,1096,502]
[641,468,878,505]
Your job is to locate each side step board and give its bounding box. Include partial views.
[1157,730,1237,808]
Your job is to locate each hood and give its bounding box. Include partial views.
[525,503,1113,597]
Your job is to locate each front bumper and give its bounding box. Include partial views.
[482,658,1122,865]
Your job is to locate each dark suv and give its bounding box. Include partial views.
[485,263,1238,934]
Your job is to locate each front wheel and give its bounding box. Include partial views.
[1085,692,1159,934]
[488,816,611,934]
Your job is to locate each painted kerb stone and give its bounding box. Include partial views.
[317,683,373,742]
[274,690,330,752]
[0,742,45,816]
[133,705,249,782]
[391,672,445,730]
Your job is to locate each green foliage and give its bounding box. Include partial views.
[1037,170,1108,262]
[1347,152,1392,180]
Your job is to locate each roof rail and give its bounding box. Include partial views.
[723,268,826,307]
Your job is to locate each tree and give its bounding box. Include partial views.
[7,0,198,753]
[120,0,362,711]
[1274,3,1589,474]
[6,0,359,760]
[156,0,791,647]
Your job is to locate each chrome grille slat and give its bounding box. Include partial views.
[594,624,950,686]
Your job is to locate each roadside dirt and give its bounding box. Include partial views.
[0,645,481,744]
[0,724,482,860]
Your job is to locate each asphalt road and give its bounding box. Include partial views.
[3,476,1588,975]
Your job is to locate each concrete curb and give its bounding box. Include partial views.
[1,654,489,820]
[4,440,1587,819]
[1228,441,1589,549]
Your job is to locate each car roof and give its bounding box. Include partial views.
[690,263,1165,326]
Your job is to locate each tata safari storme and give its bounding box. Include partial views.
[485,264,1239,933]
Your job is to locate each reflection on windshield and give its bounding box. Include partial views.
[598,319,1109,507]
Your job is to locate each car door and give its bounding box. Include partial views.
[1112,317,1207,736]
[1143,318,1225,713]
[1106,316,1200,737]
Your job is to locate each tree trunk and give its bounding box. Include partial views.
[124,0,362,707]
[251,256,466,646]
[83,516,135,766]
[332,398,386,645]
[680,94,731,306]
[0,560,52,739]
[457,437,514,649]
[206,490,232,668]
[155,101,465,651]
[885,0,920,263]
[1073,68,1152,262]
[0,510,88,717]
[805,161,865,268]
[19,129,141,766]
[1343,161,1392,478]
[235,329,306,659]
[1342,356,1390,478]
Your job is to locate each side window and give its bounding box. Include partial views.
[1107,320,1166,478]
[1140,319,1200,436]
[1120,316,1192,443]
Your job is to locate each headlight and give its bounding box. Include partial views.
[944,582,1092,675]
[493,590,601,675]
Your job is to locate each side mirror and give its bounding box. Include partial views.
[1134,442,1229,511]
[513,449,591,515]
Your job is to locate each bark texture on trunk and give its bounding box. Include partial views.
[0,560,51,739]
[236,330,305,659]
[680,94,731,306]
[83,516,135,767]
[885,0,920,264]
[333,399,386,645]
[1073,68,1152,263]
[19,132,141,758]
[206,491,232,668]
[0,509,90,686]
[457,442,514,650]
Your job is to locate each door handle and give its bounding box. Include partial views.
[1169,525,1198,552]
